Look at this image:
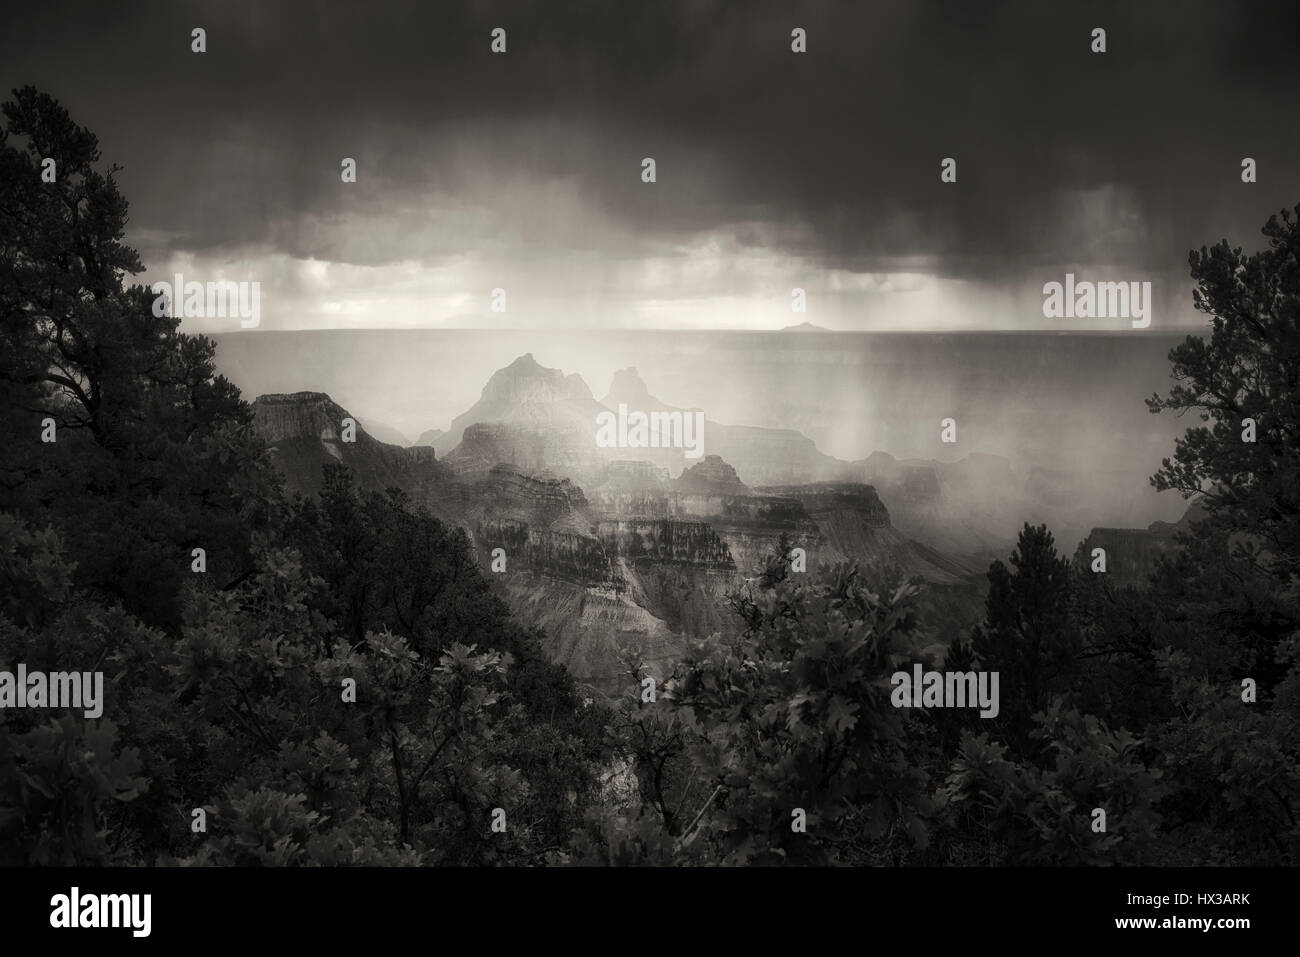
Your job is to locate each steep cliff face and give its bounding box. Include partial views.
[253,391,986,697]
[706,422,841,486]
[586,472,975,587]
[444,421,602,480]
[424,465,596,545]
[759,483,890,528]
[585,479,815,578]
[454,465,750,688]
[599,519,735,568]
[475,521,614,585]
[253,391,351,445]
[1079,500,1205,588]
[434,353,607,458]
[493,576,691,688]
[754,483,982,584]
[252,392,444,496]
[446,474,716,692]
[611,560,739,643]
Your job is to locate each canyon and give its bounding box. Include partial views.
[250,358,994,692]
[248,350,1195,694]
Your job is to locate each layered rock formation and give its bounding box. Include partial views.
[252,392,443,496]
[435,357,1150,559]
[434,353,607,458]
[603,366,841,485]
[1078,500,1207,588]
[252,387,986,695]
[676,454,750,496]
[443,420,599,479]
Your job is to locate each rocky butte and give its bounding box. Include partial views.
[1078,500,1207,588]
[252,392,441,496]
[250,361,997,694]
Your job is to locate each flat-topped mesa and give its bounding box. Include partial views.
[252,391,431,456]
[1078,499,1207,588]
[250,392,440,496]
[754,482,892,529]
[707,423,840,486]
[252,391,352,445]
[478,463,589,514]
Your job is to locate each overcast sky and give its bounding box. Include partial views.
[2,0,1297,332]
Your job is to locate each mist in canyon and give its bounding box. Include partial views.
[215,327,1193,528]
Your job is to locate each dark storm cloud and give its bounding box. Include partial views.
[1,0,1297,323]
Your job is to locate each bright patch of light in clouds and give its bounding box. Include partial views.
[141,206,1193,334]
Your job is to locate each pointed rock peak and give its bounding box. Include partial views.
[601,365,675,411]
[489,353,568,386]
[447,354,602,443]
[607,366,650,399]
[508,352,541,370]
[564,371,596,395]
[677,454,751,494]
[480,353,567,397]
[480,353,558,390]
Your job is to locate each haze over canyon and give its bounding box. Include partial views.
[221,328,1198,692]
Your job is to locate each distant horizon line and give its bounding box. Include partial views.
[204,326,1204,337]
